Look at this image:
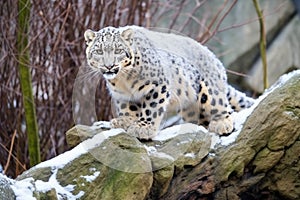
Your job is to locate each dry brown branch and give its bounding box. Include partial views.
[226,69,251,78]
[200,0,237,44]
[178,0,207,33]
[3,130,17,174]
[0,141,27,173]
[198,0,229,42]
[218,1,287,33]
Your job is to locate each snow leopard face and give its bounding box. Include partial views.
[84,27,134,80]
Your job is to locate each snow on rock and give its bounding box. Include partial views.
[210,69,300,148]
[9,128,124,200]
[151,70,300,149]
[184,153,196,158]
[153,123,208,141]
[10,177,35,200]
[33,169,84,199]
[80,170,100,183]
[36,127,123,169]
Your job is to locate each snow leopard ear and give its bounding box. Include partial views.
[121,28,134,43]
[84,29,96,45]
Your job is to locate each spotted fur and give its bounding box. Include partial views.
[84,26,254,139]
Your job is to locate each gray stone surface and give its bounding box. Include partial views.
[153,0,296,90]
[210,0,295,68]
[247,16,300,92]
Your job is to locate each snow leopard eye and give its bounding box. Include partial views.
[95,49,103,55]
[114,49,122,54]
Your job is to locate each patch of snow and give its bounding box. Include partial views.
[160,115,181,129]
[47,169,84,199]
[11,178,35,200]
[266,69,300,92]
[144,145,175,162]
[144,145,157,155]
[176,139,192,146]
[33,168,84,199]
[184,153,195,158]
[154,123,208,141]
[283,111,299,120]
[92,121,112,129]
[35,180,52,192]
[36,128,123,169]
[89,167,96,172]
[80,171,100,183]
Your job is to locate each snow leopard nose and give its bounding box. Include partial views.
[105,65,114,70]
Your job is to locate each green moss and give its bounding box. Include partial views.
[253,147,284,173]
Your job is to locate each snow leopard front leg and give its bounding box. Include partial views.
[111,85,170,140]
[110,100,140,131]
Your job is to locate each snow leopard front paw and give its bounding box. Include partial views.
[110,116,136,130]
[127,122,157,140]
[208,115,234,136]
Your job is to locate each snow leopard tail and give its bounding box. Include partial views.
[226,85,255,112]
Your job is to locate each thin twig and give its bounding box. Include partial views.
[253,0,268,89]
[4,130,17,174]
[226,69,251,78]
[198,0,228,42]
[218,1,286,33]
[201,0,237,44]
[1,130,26,173]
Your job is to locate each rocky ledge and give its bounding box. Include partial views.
[1,70,300,200]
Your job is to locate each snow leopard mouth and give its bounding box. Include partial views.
[102,68,119,80]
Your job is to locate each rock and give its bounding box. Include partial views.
[247,16,300,92]
[147,129,211,199]
[10,123,210,199]
[0,174,15,200]
[34,188,58,200]
[66,122,110,148]
[149,164,174,199]
[16,167,52,182]
[56,148,153,200]
[161,71,300,200]
[214,71,300,199]
[252,147,284,173]
[88,133,152,173]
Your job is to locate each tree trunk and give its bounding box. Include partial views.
[17,0,41,166]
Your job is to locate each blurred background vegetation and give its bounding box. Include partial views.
[1,0,298,178]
